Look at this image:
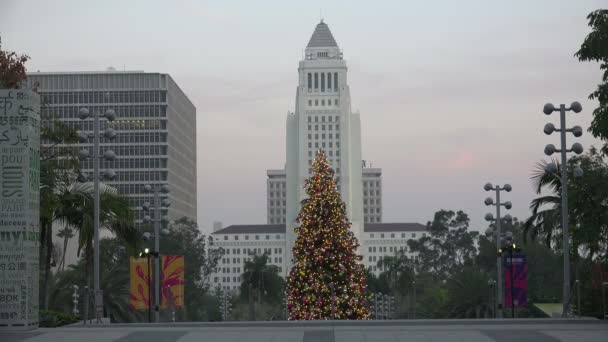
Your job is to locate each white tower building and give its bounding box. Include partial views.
[285,21,364,271]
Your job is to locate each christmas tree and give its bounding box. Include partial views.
[286,150,369,320]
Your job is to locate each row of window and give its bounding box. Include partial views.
[369,246,405,253]
[81,157,167,170]
[363,181,381,188]
[364,190,381,196]
[29,74,166,91]
[107,119,166,130]
[224,247,283,255]
[221,234,283,241]
[269,182,285,189]
[364,208,382,214]
[365,216,381,223]
[113,170,168,182]
[307,72,338,92]
[308,98,339,107]
[308,133,340,140]
[269,217,286,224]
[269,191,286,198]
[368,232,424,239]
[307,123,340,132]
[40,90,167,105]
[106,145,167,157]
[270,208,286,215]
[307,115,339,123]
[364,199,381,205]
[268,200,286,206]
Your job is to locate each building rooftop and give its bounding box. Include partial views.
[307,20,338,48]
[212,223,427,235]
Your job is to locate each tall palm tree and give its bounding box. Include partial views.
[56,227,74,271]
[524,158,563,248]
[376,250,414,297]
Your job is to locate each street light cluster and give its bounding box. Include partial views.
[76,95,120,323]
[482,101,585,319]
[483,182,512,318]
[141,184,171,323]
[542,101,584,317]
[219,292,232,321]
[371,293,395,320]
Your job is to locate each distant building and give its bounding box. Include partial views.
[266,167,382,224]
[363,167,382,223]
[210,223,426,291]
[266,169,287,224]
[26,71,197,225]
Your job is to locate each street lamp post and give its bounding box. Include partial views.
[78,100,118,323]
[142,184,170,323]
[484,182,512,318]
[542,101,584,317]
[487,279,496,318]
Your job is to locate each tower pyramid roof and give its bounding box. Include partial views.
[307,20,338,48]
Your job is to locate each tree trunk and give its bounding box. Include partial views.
[59,233,69,271]
[39,221,47,308]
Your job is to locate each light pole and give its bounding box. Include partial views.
[484,182,512,318]
[78,100,118,323]
[139,248,153,323]
[142,184,170,323]
[542,101,584,317]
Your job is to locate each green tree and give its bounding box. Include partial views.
[160,217,223,321]
[287,150,369,320]
[0,36,29,88]
[49,238,143,322]
[575,9,608,150]
[237,254,285,320]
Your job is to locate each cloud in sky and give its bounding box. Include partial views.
[1,0,605,234]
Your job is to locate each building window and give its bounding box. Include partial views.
[321,99,325,106]
[401,233,405,238]
[314,73,318,89]
[391,233,395,238]
[327,73,332,90]
[321,73,325,92]
[245,235,249,240]
[315,99,318,106]
[334,72,338,89]
[307,73,312,90]
[223,236,228,240]
[381,233,384,238]
[308,100,312,106]
[235,236,239,241]
[335,99,339,105]
[255,235,259,240]
[276,234,280,239]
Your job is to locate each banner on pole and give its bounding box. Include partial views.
[130,255,184,310]
[160,255,184,309]
[504,253,528,307]
[129,257,151,310]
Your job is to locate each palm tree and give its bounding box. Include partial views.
[524,158,563,248]
[56,227,74,271]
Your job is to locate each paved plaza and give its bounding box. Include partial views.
[2,319,607,342]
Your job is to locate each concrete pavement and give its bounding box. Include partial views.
[2,319,607,342]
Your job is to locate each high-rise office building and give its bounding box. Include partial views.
[26,71,197,226]
[285,21,364,264]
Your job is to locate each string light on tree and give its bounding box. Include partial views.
[286,150,369,320]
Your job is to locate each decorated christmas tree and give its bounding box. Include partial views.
[286,150,369,320]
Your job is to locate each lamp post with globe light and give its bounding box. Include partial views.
[142,184,170,322]
[77,97,118,323]
[484,182,512,318]
[542,101,584,317]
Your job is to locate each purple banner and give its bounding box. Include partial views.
[504,253,527,307]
